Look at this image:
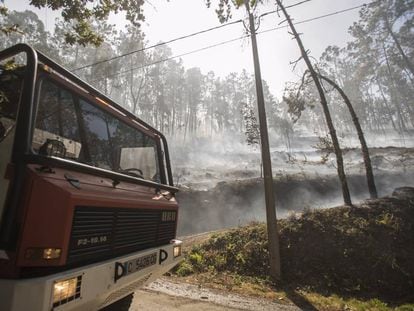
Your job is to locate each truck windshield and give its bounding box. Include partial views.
[32,78,161,182]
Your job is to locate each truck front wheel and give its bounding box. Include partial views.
[99,293,134,311]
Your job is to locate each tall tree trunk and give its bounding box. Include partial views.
[171,88,176,137]
[183,101,189,142]
[130,69,145,116]
[376,77,398,130]
[383,44,407,132]
[276,0,352,205]
[210,101,214,137]
[384,18,414,78]
[74,46,79,68]
[318,73,378,199]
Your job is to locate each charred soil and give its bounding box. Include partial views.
[176,171,413,235]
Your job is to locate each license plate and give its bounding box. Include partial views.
[115,252,157,282]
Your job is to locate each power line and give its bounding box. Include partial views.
[90,36,247,83]
[72,19,243,72]
[259,3,369,34]
[89,2,368,84]
[72,0,312,72]
[258,0,312,19]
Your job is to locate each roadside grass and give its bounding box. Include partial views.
[169,270,414,310]
[171,188,414,310]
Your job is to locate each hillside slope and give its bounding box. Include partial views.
[174,187,414,305]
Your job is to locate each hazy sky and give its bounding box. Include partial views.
[140,0,367,97]
[6,0,368,98]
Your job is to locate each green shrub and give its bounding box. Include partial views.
[175,262,194,277]
[189,252,203,267]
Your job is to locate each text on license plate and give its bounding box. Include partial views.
[114,252,157,282]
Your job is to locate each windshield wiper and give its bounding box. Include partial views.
[117,168,144,179]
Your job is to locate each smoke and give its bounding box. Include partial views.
[169,133,262,190]
[176,172,414,236]
[168,132,414,236]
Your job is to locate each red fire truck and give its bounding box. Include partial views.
[0,44,182,311]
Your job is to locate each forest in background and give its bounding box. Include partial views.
[0,0,413,148]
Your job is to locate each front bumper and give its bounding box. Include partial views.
[0,240,182,311]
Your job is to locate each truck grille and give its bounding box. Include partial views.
[67,206,176,264]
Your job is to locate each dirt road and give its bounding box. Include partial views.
[130,278,300,311]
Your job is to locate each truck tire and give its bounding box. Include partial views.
[99,293,134,311]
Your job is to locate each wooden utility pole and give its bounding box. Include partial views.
[244,0,281,280]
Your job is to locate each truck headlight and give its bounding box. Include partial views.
[173,245,181,258]
[43,248,61,259]
[52,276,82,308]
[170,239,182,258]
[25,247,62,260]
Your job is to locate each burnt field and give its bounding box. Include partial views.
[175,146,414,236]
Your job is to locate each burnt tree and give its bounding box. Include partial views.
[318,73,378,199]
[276,0,352,205]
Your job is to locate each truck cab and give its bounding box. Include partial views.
[0,44,182,311]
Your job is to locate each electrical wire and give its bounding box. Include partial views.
[88,2,369,84]
[258,0,312,19]
[258,3,369,35]
[72,19,243,72]
[89,36,248,83]
[72,0,313,72]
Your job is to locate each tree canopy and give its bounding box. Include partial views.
[0,1,412,144]
[0,0,146,46]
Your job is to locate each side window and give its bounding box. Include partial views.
[0,60,24,223]
[0,67,21,144]
[33,80,81,159]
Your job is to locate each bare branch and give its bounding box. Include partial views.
[290,55,303,65]
[290,55,303,70]
[278,18,288,25]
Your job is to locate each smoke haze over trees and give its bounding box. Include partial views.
[2,1,412,144]
[0,7,288,143]
[0,1,412,162]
